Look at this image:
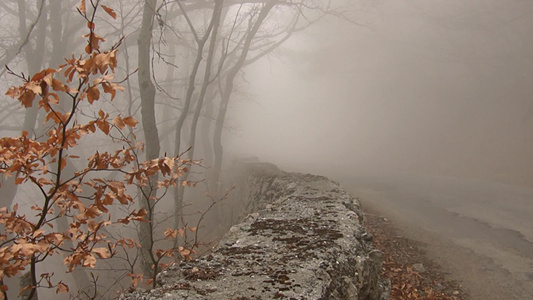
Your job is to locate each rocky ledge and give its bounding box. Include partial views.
[121,163,390,300]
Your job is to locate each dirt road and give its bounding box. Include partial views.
[331,171,533,300]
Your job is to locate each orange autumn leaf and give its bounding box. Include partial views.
[178,246,193,260]
[25,81,42,94]
[95,52,118,74]
[127,273,143,287]
[98,109,106,119]
[45,111,62,124]
[84,33,105,53]
[56,282,69,293]
[32,229,44,238]
[122,116,138,128]
[5,87,18,98]
[87,85,100,103]
[82,254,97,268]
[31,68,56,82]
[84,205,102,218]
[87,21,95,31]
[164,228,178,239]
[19,90,36,108]
[102,82,116,100]
[111,115,125,130]
[79,0,86,15]
[18,285,33,297]
[45,92,60,105]
[92,247,111,259]
[60,157,67,171]
[101,5,117,19]
[96,119,110,135]
[51,78,68,92]
[0,286,7,300]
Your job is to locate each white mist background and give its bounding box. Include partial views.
[224,0,533,186]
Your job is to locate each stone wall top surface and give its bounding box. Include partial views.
[121,164,389,300]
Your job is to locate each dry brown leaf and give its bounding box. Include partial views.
[101,5,117,19]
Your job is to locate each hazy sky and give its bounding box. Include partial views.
[226,0,533,185]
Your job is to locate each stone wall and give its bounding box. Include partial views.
[121,162,390,300]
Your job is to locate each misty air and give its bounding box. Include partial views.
[0,1,531,300]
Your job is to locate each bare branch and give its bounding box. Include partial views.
[0,0,46,77]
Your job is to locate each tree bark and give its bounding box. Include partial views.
[172,0,219,233]
[22,0,47,138]
[212,1,277,192]
[201,89,217,169]
[187,0,223,161]
[137,0,160,277]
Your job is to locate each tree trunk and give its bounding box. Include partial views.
[201,89,216,169]
[22,0,47,138]
[212,1,277,193]
[137,0,160,277]
[187,0,223,161]
[10,2,48,298]
[172,0,219,233]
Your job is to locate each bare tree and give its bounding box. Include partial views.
[170,0,224,233]
[136,0,163,277]
[210,0,330,193]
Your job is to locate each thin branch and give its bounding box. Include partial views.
[0,0,46,77]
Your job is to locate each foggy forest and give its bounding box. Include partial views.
[0,0,532,299]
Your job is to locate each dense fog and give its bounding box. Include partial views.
[227,0,533,187]
[0,0,532,299]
